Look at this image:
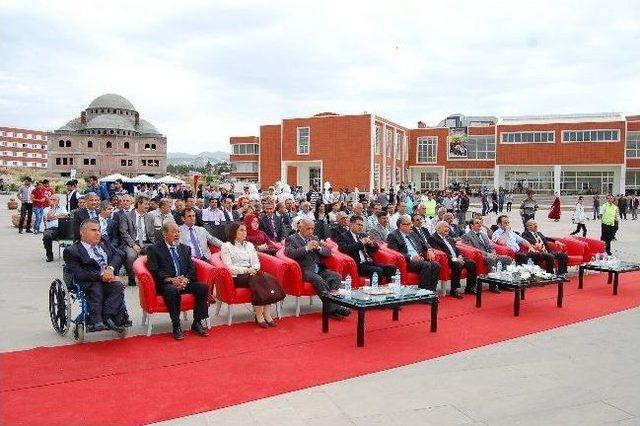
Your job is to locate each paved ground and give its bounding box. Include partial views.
[1,195,638,425]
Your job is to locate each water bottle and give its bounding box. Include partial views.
[527,258,534,267]
[496,260,503,272]
[372,272,379,291]
[345,274,352,298]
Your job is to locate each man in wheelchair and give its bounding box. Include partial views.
[63,218,132,332]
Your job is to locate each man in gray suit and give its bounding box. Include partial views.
[284,218,350,319]
[179,207,223,261]
[119,195,156,286]
[369,211,391,243]
[461,216,511,293]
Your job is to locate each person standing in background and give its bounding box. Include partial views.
[17,176,34,234]
[630,194,639,220]
[600,194,620,256]
[592,195,600,220]
[569,196,587,237]
[548,195,561,222]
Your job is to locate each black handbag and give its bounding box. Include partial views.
[248,271,285,306]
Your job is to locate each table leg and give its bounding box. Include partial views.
[357,310,365,347]
[392,307,399,321]
[322,300,329,333]
[608,272,613,284]
[430,301,438,332]
[557,280,563,307]
[520,288,526,300]
[475,280,482,308]
[514,287,521,317]
[578,266,584,289]
[613,273,619,295]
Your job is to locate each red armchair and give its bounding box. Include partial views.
[275,247,346,316]
[456,242,487,276]
[209,251,289,325]
[548,237,588,267]
[134,256,216,336]
[490,241,516,259]
[377,244,452,292]
[567,236,606,261]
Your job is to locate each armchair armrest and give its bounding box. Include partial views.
[194,258,216,298]
[490,241,515,258]
[133,256,157,313]
[209,254,236,303]
[257,252,289,285]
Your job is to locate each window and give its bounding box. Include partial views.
[626,169,640,191]
[385,166,392,189]
[59,140,64,147]
[501,131,555,143]
[83,158,96,165]
[62,158,68,165]
[374,126,381,154]
[120,159,133,166]
[395,132,403,158]
[561,170,615,194]
[297,127,309,154]
[450,135,496,160]
[124,142,130,149]
[65,140,71,147]
[373,164,380,188]
[419,172,440,191]
[417,136,437,163]
[106,141,112,148]
[232,144,259,155]
[385,129,393,157]
[87,140,93,148]
[231,161,259,172]
[56,158,61,165]
[447,169,494,190]
[562,129,619,142]
[626,131,640,158]
[504,170,554,193]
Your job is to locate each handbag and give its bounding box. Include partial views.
[248,271,286,306]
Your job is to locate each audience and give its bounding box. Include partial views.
[428,221,477,298]
[42,195,69,262]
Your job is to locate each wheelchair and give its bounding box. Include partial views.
[48,265,128,343]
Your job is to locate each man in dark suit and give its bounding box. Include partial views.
[65,180,79,212]
[337,215,397,281]
[119,195,156,286]
[259,201,284,241]
[386,214,440,292]
[521,219,568,275]
[285,218,350,319]
[222,197,242,222]
[172,199,186,226]
[461,216,511,293]
[329,211,350,241]
[444,212,463,239]
[429,221,477,298]
[411,213,431,246]
[97,201,120,247]
[63,219,131,332]
[146,222,210,340]
[73,193,100,241]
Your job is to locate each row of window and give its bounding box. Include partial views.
[626,132,640,158]
[55,157,162,167]
[0,131,47,140]
[57,139,134,149]
[82,129,136,136]
[232,143,259,155]
[500,129,620,144]
[501,131,555,143]
[0,141,47,149]
[0,151,47,158]
[374,125,406,159]
[0,160,47,167]
[88,108,133,115]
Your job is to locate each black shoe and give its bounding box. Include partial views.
[464,287,476,295]
[265,319,278,327]
[86,323,107,332]
[337,307,351,317]
[172,324,184,340]
[190,320,210,336]
[46,256,54,263]
[18,229,23,234]
[114,311,133,327]
[449,290,463,299]
[25,229,33,233]
[489,286,501,294]
[104,317,125,333]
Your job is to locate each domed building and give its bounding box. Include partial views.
[48,93,167,177]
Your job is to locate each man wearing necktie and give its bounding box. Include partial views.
[462,217,511,293]
[147,222,211,340]
[428,221,477,298]
[284,218,350,319]
[178,208,223,261]
[72,193,101,241]
[259,202,283,242]
[337,215,397,282]
[411,213,431,245]
[63,219,131,332]
[521,219,568,276]
[119,195,156,286]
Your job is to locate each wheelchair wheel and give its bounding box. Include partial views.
[73,322,85,343]
[49,279,71,335]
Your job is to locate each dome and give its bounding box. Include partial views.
[136,119,161,135]
[57,117,83,131]
[86,114,136,132]
[88,93,136,111]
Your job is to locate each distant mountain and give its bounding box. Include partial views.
[167,151,229,167]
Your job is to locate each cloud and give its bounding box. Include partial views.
[1,0,639,153]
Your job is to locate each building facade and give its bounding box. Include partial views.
[48,93,167,178]
[229,136,259,182]
[0,127,48,170]
[230,111,640,194]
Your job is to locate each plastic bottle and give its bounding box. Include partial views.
[371,272,379,291]
[394,270,401,287]
[527,258,534,267]
[496,260,503,272]
[345,274,352,297]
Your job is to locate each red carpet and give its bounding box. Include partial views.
[2,272,639,425]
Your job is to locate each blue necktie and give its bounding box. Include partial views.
[169,247,181,276]
[189,228,203,259]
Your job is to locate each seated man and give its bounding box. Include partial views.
[172,199,187,226]
[461,216,512,292]
[429,221,477,298]
[337,215,397,282]
[411,213,430,245]
[150,198,176,229]
[63,219,131,332]
[443,212,463,239]
[42,195,69,262]
[369,211,391,243]
[147,222,211,340]
[179,207,223,261]
[119,195,156,286]
[491,215,537,265]
[285,218,350,319]
[386,215,441,292]
[259,201,284,242]
[521,219,569,276]
[97,201,119,247]
[73,193,100,241]
[329,211,350,241]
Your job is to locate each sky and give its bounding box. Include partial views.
[1,0,639,154]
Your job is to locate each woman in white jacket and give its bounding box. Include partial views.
[569,196,587,237]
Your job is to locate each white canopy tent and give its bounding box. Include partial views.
[157,175,185,185]
[99,173,129,182]
[127,174,158,184]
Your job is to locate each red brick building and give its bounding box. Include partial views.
[230,112,640,195]
[0,126,48,170]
